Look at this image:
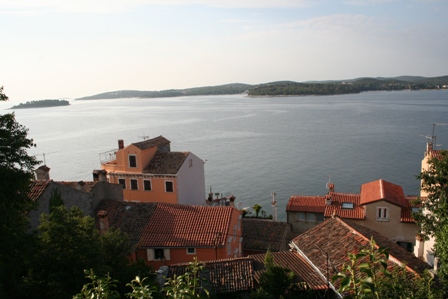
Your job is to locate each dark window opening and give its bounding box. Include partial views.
[154,248,164,260]
[130,179,138,190]
[165,181,174,192]
[118,178,126,189]
[129,155,137,168]
[144,180,152,191]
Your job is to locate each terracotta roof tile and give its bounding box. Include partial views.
[242,219,291,252]
[140,203,237,247]
[360,179,408,208]
[249,251,328,291]
[292,218,431,291]
[169,258,254,293]
[132,135,170,150]
[143,152,189,174]
[287,193,364,220]
[286,196,326,213]
[28,180,51,202]
[95,200,157,249]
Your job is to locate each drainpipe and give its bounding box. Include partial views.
[289,241,342,298]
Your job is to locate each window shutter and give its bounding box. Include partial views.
[147,249,154,261]
[164,249,170,260]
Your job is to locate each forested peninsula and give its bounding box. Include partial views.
[10,99,70,109]
[75,75,448,100]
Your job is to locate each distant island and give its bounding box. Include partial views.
[75,75,448,100]
[10,99,70,109]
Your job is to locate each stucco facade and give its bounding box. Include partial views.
[100,136,205,205]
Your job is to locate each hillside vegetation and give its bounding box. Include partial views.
[10,99,70,109]
[75,76,448,100]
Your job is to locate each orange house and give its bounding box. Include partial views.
[96,200,243,269]
[98,136,205,205]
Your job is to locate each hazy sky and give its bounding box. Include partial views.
[1,0,447,102]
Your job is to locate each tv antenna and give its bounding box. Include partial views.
[431,123,448,150]
[138,133,149,140]
[35,152,56,165]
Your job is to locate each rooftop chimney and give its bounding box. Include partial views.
[118,139,124,150]
[35,165,50,181]
[97,210,109,234]
[426,142,433,157]
[325,194,332,205]
[92,169,107,182]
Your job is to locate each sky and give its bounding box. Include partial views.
[1,0,447,102]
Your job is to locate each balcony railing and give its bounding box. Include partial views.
[99,149,117,164]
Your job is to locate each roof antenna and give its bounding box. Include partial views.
[432,123,448,150]
[138,133,149,140]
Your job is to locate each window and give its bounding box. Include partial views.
[118,178,126,189]
[186,248,196,255]
[143,180,152,191]
[296,212,305,221]
[317,213,325,222]
[154,248,164,260]
[397,241,413,253]
[165,181,174,192]
[130,179,138,190]
[342,202,354,209]
[147,248,170,261]
[306,213,316,222]
[376,207,389,221]
[129,155,137,168]
[189,159,193,167]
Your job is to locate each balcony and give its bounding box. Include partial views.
[99,149,117,164]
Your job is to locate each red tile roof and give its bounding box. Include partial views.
[140,203,237,247]
[96,201,239,248]
[360,179,408,208]
[291,217,431,291]
[169,258,254,293]
[95,200,157,249]
[287,196,326,213]
[249,251,328,291]
[287,179,417,222]
[287,193,364,220]
[28,180,51,202]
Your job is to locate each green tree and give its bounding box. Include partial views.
[413,150,448,294]
[251,251,299,299]
[164,257,209,299]
[252,204,262,218]
[0,86,39,299]
[73,269,120,299]
[26,205,145,299]
[332,237,442,299]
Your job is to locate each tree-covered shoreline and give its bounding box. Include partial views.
[10,99,70,109]
[75,75,448,100]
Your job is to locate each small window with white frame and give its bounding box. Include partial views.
[186,248,196,255]
[130,179,138,190]
[129,155,137,168]
[165,181,174,192]
[143,180,152,191]
[376,207,389,221]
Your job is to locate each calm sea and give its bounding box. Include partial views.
[3,90,448,221]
